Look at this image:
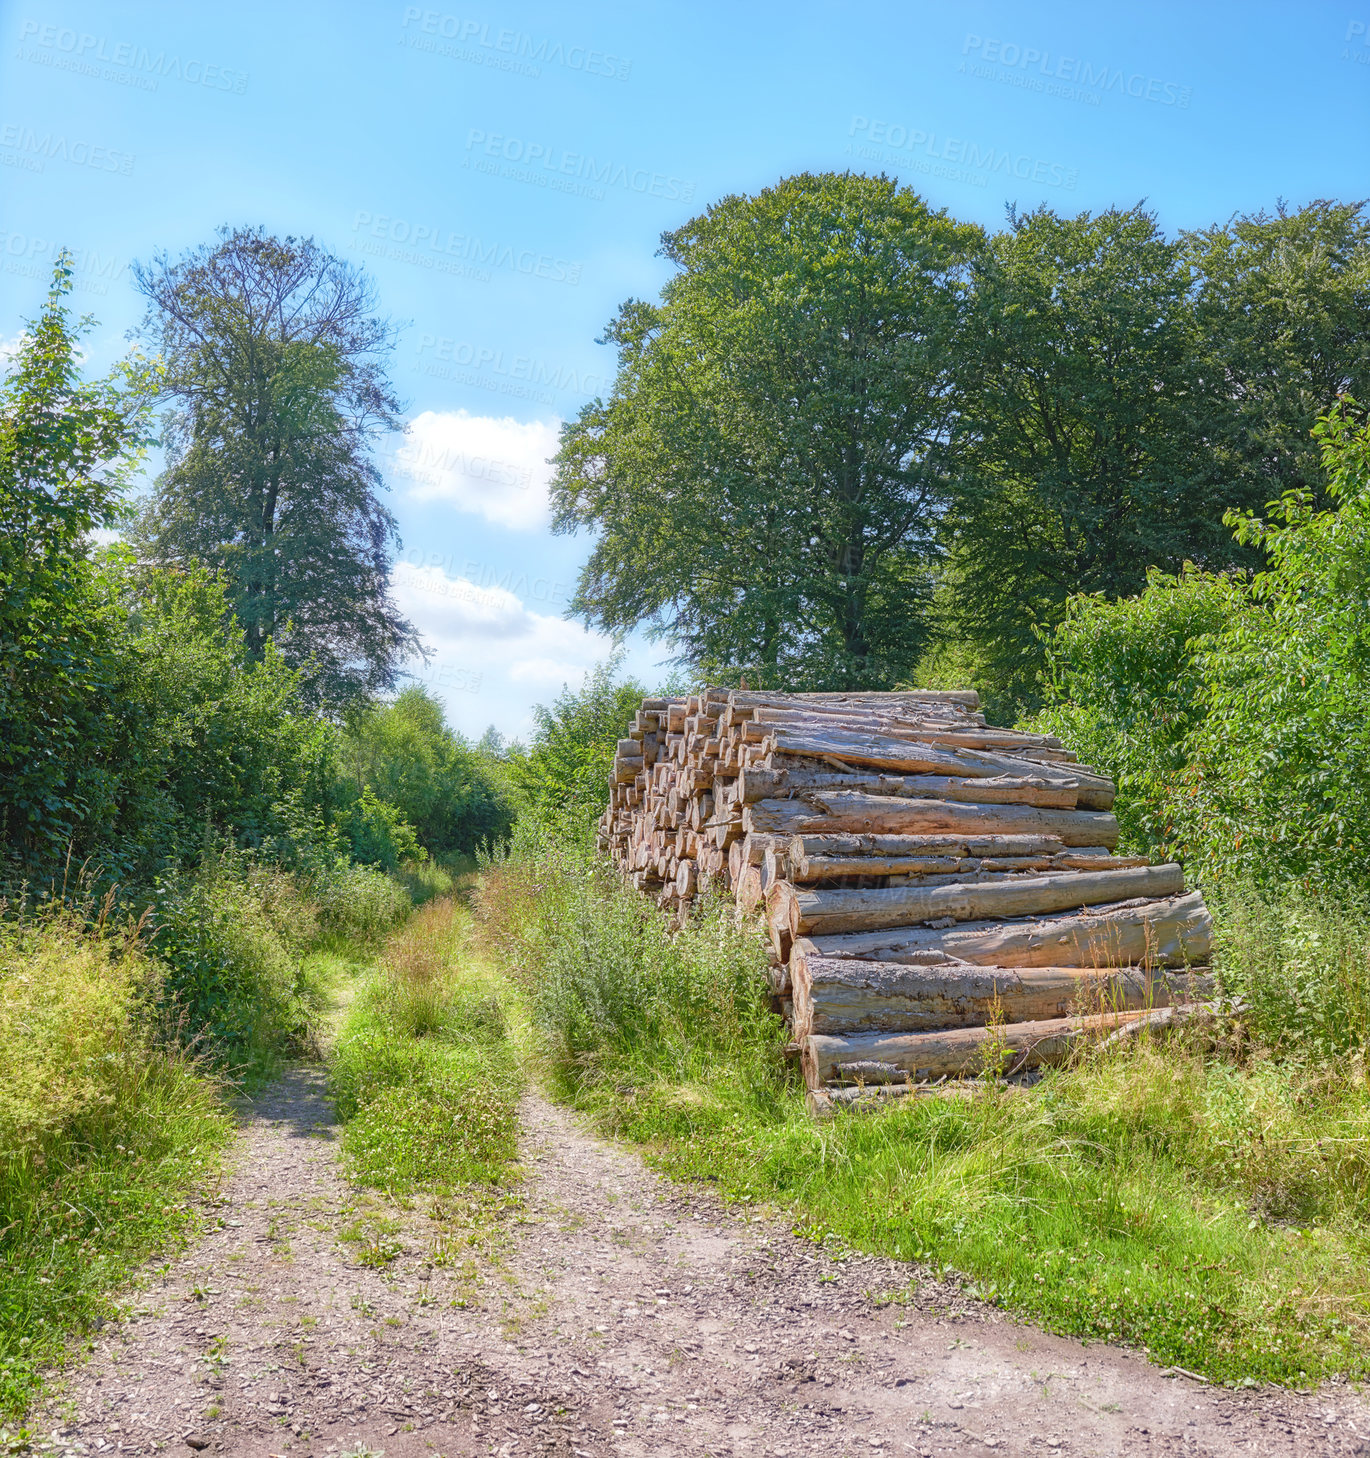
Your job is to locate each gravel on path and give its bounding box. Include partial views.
[27,1069,1370,1458]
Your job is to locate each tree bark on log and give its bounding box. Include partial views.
[738,766,1087,809]
[766,725,1087,785]
[806,890,1213,968]
[803,1010,1156,1088]
[746,792,1119,849]
[790,955,1215,1037]
[790,864,1184,936]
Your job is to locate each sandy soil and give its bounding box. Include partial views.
[27,1068,1370,1458]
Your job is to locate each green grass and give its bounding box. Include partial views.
[330,896,523,1197]
[477,827,1370,1387]
[0,910,235,1421]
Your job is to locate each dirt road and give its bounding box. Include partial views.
[28,1069,1370,1457]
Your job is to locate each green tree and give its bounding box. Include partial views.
[551,173,984,689]
[1183,199,1370,509]
[940,203,1236,716]
[96,560,331,877]
[1034,399,1370,894]
[0,258,153,869]
[133,226,420,708]
[507,658,646,831]
[340,686,515,856]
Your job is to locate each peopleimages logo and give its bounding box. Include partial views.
[16,19,249,93]
[847,117,1078,190]
[464,130,695,203]
[1344,18,1370,63]
[960,34,1191,107]
[350,212,583,286]
[0,233,126,294]
[399,8,630,81]
[0,122,134,175]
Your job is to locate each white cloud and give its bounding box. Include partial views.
[392,409,561,530]
[391,564,613,726]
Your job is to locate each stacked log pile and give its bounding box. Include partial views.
[599,689,1213,1110]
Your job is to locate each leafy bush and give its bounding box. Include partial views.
[342,785,425,871]
[312,861,414,945]
[1213,885,1370,1065]
[1032,399,1370,894]
[477,820,786,1111]
[505,657,647,834]
[149,850,328,1072]
[339,685,515,857]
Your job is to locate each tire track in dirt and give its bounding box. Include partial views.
[28,1073,1370,1457]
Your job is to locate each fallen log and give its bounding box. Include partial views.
[789,864,1185,937]
[790,954,1216,1037]
[803,1009,1157,1088]
[807,890,1213,969]
[787,832,1069,879]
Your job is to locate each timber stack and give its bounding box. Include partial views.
[598,688,1213,1112]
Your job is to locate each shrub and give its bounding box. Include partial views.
[1032,399,1370,896]
[149,849,327,1071]
[339,685,516,857]
[477,820,786,1107]
[342,785,424,871]
[312,861,413,946]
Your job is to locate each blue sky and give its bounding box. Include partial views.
[1,0,1367,737]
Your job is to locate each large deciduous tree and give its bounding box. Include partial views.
[0,258,152,867]
[550,173,984,689]
[1182,199,1370,508]
[133,226,420,708]
[939,204,1237,716]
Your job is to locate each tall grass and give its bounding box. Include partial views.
[331,897,521,1195]
[478,824,788,1121]
[0,907,232,1420]
[476,832,1370,1384]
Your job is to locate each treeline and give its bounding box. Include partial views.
[1033,400,1370,901]
[1,245,515,1071]
[552,175,1370,718]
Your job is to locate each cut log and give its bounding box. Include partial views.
[790,955,1216,1037]
[789,864,1184,937]
[808,890,1213,969]
[766,725,1086,786]
[747,792,1119,849]
[802,1010,1155,1088]
[738,766,1081,809]
[788,832,1068,878]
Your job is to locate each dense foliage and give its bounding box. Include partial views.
[133,227,419,708]
[555,183,1370,715]
[0,263,509,1069]
[506,657,647,833]
[1034,399,1370,894]
[552,174,983,689]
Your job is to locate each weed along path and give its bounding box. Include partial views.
[27,1068,1370,1458]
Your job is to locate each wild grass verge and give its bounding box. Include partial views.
[0,907,233,1422]
[330,896,522,1200]
[476,826,1370,1386]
